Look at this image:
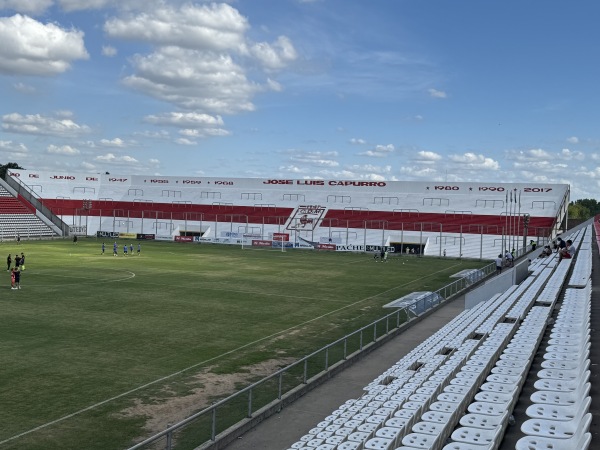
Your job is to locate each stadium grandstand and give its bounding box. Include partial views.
[2,169,569,260]
[0,168,596,450]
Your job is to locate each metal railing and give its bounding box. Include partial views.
[127,261,496,450]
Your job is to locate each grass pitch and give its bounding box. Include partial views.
[0,238,489,449]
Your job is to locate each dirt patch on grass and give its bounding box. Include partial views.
[121,357,297,439]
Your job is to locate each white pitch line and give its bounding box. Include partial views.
[0,262,464,444]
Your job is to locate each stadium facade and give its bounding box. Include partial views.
[5,170,569,259]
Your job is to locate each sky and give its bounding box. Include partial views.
[0,0,599,200]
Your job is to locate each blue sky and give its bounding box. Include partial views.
[0,0,598,199]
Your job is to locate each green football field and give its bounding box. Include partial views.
[0,238,489,449]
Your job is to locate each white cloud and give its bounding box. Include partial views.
[13,82,36,94]
[249,36,297,71]
[559,148,585,161]
[94,152,138,163]
[449,152,499,170]
[47,144,80,155]
[124,46,260,113]
[566,136,579,144]
[104,4,295,114]
[0,14,88,76]
[2,112,91,136]
[350,138,367,145]
[99,138,129,147]
[175,138,196,146]
[101,45,117,57]
[0,0,53,15]
[360,144,394,158]
[81,161,96,170]
[428,88,447,99]
[0,140,28,153]
[287,150,339,168]
[104,3,249,52]
[144,112,224,127]
[414,150,442,163]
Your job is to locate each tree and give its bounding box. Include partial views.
[568,198,600,220]
[0,162,24,180]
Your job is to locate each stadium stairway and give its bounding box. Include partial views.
[222,226,599,450]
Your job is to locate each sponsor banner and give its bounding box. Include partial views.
[252,240,272,247]
[97,231,119,239]
[318,243,336,251]
[320,237,342,244]
[175,236,194,242]
[336,244,366,252]
[221,231,242,238]
[272,232,290,241]
[137,234,155,240]
[366,245,395,252]
[295,241,314,249]
[119,232,137,239]
[272,241,293,249]
[156,235,174,241]
[69,226,87,235]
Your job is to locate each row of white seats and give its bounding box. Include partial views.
[286,242,573,450]
[516,283,592,450]
[440,306,551,450]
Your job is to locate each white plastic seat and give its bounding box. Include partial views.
[401,432,439,449]
[521,412,592,439]
[515,431,591,450]
[450,426,502,447]
[364,436,394,450]
[459,412,508,430]
[421,410,453,425]
[525,396,590,421]
[530,382,590,406]
[412,420,445,436]
[336,441,362,450]
[467,402,507,416]
[532,370,589,392]
[473,391,513,405]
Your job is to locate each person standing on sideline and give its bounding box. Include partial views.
[101,242,105,255]
[13,265,21,289]
[496,254,503,274]
[6,254,11,271]
[16,235,20,245]
[504,250,514,267]
[137,243,141,255]
[73,235,78,245]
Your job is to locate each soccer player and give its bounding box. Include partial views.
[129,244,134,255]
[137,243,141,255]
[113,242,118,256]
[101,242,105,255]
[123,244,128,256]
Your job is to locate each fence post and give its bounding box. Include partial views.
[278,372,283,400]
[247,388,253,417]
[343,338,347,360]
[325,347,329,370]
[211,407,217,441]
[166,425,172,450]
[303,359,308,384]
